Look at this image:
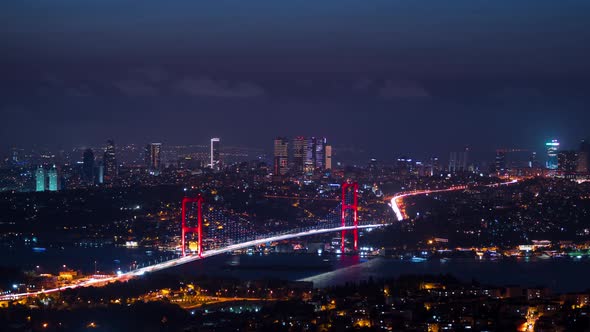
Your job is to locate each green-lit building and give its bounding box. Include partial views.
[35,166,46,192]
[48,165,58,191]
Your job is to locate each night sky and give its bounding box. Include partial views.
[2,0,590,160]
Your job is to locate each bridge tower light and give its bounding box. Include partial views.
[181,195,204,258]
[341,181,359,252]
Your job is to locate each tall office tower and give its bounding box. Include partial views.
[210,138,221,170]
[35,166,46,192]
[325,145,333,170]
[577,140,590,174]
[82,148,95,183]
[448,147,469,173]
[96,162,104,184]
[145,143,162,174]
[292,136,306,174]
[558,150,578,175]
[273,137,289,175]
[103,139,117,182]
[529,152,539,168]
[495,149,507,175]
[430,156,440,176]
[48,165,58,191]
[304,137,316,173]
[314,137,327,170]
[546,139,560,170]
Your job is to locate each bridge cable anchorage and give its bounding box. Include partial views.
[341,181,359,253]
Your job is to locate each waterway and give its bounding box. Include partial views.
[5,246,590,293]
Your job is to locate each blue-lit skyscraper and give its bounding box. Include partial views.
[546,139,560,170]
[35,166,46,192]
[48,165,58,191]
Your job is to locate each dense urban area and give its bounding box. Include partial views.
[1,137,590,331]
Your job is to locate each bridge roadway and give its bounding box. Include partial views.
[2,179,517,301]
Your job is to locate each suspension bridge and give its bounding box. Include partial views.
[0,180,517,300]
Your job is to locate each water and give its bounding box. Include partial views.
[178,254,590,293]
[1,245,173,274]
[6,246,590,293]
[301,257,590,293]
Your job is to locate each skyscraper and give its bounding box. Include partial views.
[48,165,58,191]
[495,149,507,175]
[82,148,95,183]
[304,137,316,173]
[210,138,221,170]
[546,139,560,170]
[325,145,332,170]
[430,157,440,176]
[558,150,578,176]
[449,147,469,173]
[292,137,328,174]
[529,152,539,168]
[273,137,289,175]
[292,136,306,174]
[103,139,117,182]
[35,166,46,192]
[314,137,327,170]
[145,143,162,174]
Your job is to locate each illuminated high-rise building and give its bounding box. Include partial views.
[35,166,46,192]
[291,136,328,174]
[210,138,221,170]
[325,145,332,170]
[103,139,117,182]
[48,165,58,191]
[430,156,440,176]
[82,148,95,183]
[495,150,507,175]
[145,143,162,174]
[546,139,560,170]
[449,147,469,173]
[529,151,539,168]
[292,136,306,174]
[96,162,104,184]
[273,137,289,175]
[314,137,327,170]
[558,150,578,176]
[304,137,315,173]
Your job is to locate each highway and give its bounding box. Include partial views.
[389,180,518,221]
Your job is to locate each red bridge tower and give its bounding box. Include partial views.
[181,195,204,257]
[341,181,359,252]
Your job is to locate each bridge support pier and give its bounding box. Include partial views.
[341,182,359,253]
[181,195,204,257]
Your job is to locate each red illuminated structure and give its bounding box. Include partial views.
[181,195,204,257]
[341,181,359,252]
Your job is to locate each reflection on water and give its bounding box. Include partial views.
[302,257,590,293]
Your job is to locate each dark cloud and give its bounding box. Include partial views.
[174,77,265,98]
[379,80,430,99]
[114,80,160,97]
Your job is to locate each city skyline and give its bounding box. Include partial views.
[2,1,590,330]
